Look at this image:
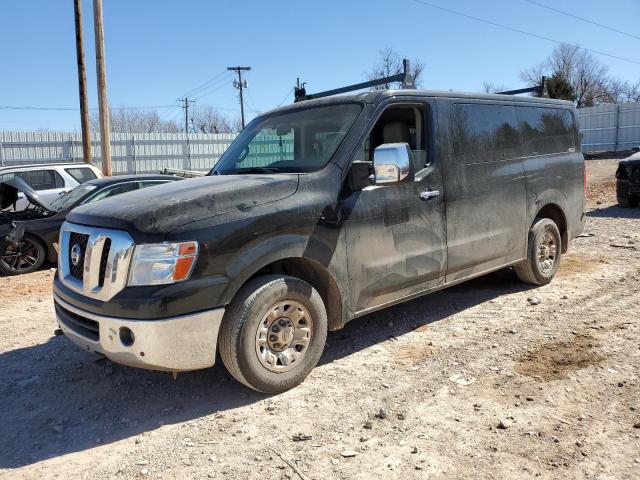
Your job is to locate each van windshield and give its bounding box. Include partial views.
[212,103,362,175]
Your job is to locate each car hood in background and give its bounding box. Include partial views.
[0,177,57,212]
[620,151,640,166]
[67,174,299,237]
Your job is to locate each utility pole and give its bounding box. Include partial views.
[227,66,251,129]
[178,97,195,134]
[93,0,112,176]
[73,0,92,164]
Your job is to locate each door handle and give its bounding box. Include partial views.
[420,189,440,200]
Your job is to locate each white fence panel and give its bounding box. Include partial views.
[577,102,640,152]
[0,131,237,174]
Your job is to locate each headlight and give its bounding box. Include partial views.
[127,241,199,286]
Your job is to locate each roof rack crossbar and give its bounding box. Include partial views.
[294,59,413,103]
[498,76,547,96]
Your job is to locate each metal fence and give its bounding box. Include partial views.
[0,131,237,174]
[577,101,640,153]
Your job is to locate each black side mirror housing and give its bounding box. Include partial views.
[348,161,374,191]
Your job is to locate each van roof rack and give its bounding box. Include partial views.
[498,76,547,97]
[294,59,415,103]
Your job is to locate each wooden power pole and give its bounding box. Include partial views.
[227,66,251,129]
[73,0,92,164]
[93,0,112,176]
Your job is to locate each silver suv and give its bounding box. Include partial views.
[0,163,102,211]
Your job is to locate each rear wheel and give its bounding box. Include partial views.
[218,275,327,394]
[515,218,562,286]
[0,234,46,275]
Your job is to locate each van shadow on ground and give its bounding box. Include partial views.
[0,268,532,469]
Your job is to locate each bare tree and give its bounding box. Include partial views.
[190,105,240,134]
[608,79,640,103]
[365,47,425,89]
[520,44,620,107]
[90,106,181,133]
[481,81,507,94]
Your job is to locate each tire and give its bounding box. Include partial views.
[515,218,562,286]
[618,195,632,208]
[0,234,46,276]
[218,274,328,394]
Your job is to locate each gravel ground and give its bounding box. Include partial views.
[1,159,639,480]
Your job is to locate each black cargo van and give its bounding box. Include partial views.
[53,90,585,393]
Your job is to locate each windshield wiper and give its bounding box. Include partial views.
[232,167,280,174]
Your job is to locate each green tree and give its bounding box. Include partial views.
[545,73,577,102]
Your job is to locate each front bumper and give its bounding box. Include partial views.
[54,293,225,372]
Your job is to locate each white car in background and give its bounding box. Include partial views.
[0,163,102,211]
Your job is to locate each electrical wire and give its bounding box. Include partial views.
[179,69,229,98]
[193,77,234,101]
[244,89,263,114]
[276,87,294,107]
[407,0,640,66]
[524,0,640,42]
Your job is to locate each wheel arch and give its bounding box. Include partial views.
[534,203,568,253]
[221,234,345,331]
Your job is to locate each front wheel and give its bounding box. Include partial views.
[218,275,328,394]
[515,218,562,286]
[0,234,46,275]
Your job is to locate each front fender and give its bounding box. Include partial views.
[220,233,339,306]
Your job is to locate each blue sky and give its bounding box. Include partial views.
[1,0,639,131]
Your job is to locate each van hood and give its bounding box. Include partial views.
[67,174,299,237]
[0,177,57,212]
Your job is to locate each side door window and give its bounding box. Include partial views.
[87,182,139,203]
[17,169,65,191]
[354,105,429,173]
[0,172,15,183]
[517,107,576,156]
[65,167,98,184]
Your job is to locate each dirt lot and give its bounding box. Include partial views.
[1,159,639,480]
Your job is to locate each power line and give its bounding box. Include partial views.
[407,0,640,66]
[524,0,640,42]
[276,87,294,107]
[192,74,234,101]
[180,69,229,98]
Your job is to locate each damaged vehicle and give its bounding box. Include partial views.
[53,89,585,393]
[616,147,640,208]
[0,175,181,275]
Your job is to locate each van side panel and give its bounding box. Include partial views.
[439,99,528,281]
[516,105,585,242]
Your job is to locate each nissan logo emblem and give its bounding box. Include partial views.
[70,243,82,266]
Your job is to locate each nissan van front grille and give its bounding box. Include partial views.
[68,232,89,281]
[59,222,135,301]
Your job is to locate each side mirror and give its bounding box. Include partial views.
[347,160,373,191]
[373,143,413,185]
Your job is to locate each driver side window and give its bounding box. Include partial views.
[354,104,428,173]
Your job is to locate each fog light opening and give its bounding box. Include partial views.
[119,327,135,347]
